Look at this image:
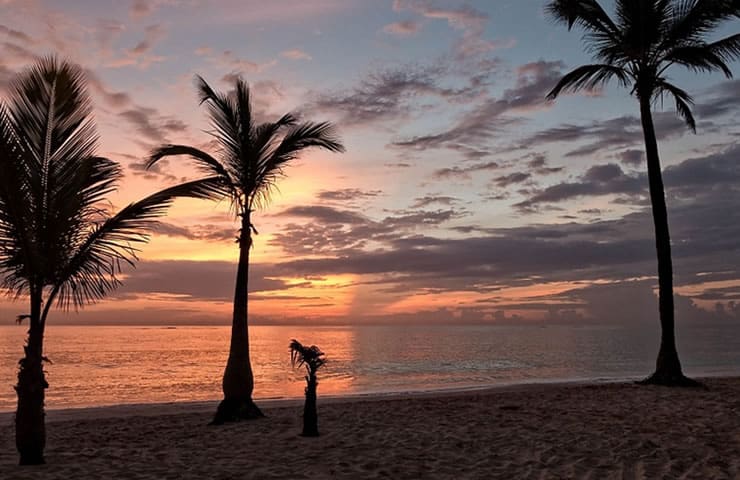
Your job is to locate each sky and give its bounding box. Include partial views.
[0,0,739,326]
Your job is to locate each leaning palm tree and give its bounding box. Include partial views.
[147,76,344,424]
[290,339,326,437]
[0,56,222,465]
[546,0,740,385]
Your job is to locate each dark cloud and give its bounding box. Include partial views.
[316,189,382,202]
[270,205,468,256]
[275,206,368,225]
[129,24,165,56]
[526,153,564,175]
[310,62,484,127]
[130,0,154,19]
[492,172,531,188]
[383,20,422,36]
[85,69,134,108]
[128,157,177,182]
[515,144,740,212]
[515,111,696,159]
[410,195,459,208]
[153,222,236,243]
[119,106,189,144]
[431,160,500,180]
[391,60,565,159]
[263,149,740,316]
[617,149,644,167]
[695,79,740,119]
[0,25,34,44]
[114,260,300,302]
[514,163,644,213]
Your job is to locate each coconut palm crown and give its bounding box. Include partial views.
[0,56,222,465]
[546,0,740,385]
[147,75,344,423]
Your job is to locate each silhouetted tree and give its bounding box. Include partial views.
[546,0,740,386]
[147,76,344,424]
[290,339,326,437]
[0,56,221,465]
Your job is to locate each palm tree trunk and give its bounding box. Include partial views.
[637,97,696,387]
[302,372,319,437]
[212,213,263,424]
[15,288,48,465]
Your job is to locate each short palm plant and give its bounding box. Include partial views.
[546,0,740,386]
[147,76,344,424]
[290,339,326,437]
[0,56,221,465]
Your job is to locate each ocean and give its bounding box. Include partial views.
[1,323,739,411]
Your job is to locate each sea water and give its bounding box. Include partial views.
[1,323,739,411]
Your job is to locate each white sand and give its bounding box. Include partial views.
[1,378,739,479]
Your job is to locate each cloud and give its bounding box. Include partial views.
[383,20,422,36]
[431,160,500,180]
[514,144,740,213]
[85,69,134,108]
[119,105,189,144]
[275,205,368,225]
[130,0,154,19]
[391,60,565,159]
[617,149,644,167]
[197,48,277,75]
[114,260,300,302]
[0,24,34,44]
[410,195,458,208]
[316,189,382,202]
[392,0,508,59]
[310,61,484,127]
[281,48,312,61]
[492,172,531,188]
[105,24,167,68]
[270,205,468,256]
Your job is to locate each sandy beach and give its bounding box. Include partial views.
[1,378,739,479]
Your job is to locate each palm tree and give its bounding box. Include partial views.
[546,0,740,385]
[289,339,326,437]
[147,76,344,424]
[0,56,222,465]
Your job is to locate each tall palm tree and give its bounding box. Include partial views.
[289,339,326,437]
[546,0,740,385]
[0,56,222,465]
[147,76,344,424]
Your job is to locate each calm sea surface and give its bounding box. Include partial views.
[1,323,739,411]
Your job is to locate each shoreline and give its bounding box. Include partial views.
[1,373,738,423]
[0,375,635,423]
[2,376,740,478]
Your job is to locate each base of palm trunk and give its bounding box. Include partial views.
[636,371,703,387]
[638,344,703,387]
[210,398,264,425]
[18,451,45,466]
[300,427,319,437]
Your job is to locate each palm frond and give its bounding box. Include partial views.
[53,176,227,309]
[289,339,326,373]
[250,121,344,209]
[252,113,299,164]
[147,144,235,184]
[546,64,631,99]
[664,44,735,77]
[655,80,696,132]
[195,75,241,160]
[0,104,37,295]
[664,0,740,47]
[546,0,620,37]
[705,33,740,65]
